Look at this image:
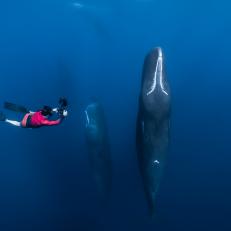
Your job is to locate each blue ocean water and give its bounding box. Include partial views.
[0,0,231,230]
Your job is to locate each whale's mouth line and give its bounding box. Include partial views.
[146,48,168,96]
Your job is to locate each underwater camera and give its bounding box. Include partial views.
[58,97,68,115]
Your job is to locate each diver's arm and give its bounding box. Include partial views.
[41,110,67,126]
[41,118,62,126]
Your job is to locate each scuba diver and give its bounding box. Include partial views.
[0,98,68,129]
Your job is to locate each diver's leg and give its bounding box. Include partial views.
[5,119,21,127]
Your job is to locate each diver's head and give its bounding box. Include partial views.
[41,106,53,116]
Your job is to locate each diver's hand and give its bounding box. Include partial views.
[62,110,68,117]
[52,108,58,113]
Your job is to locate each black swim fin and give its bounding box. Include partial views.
[4,102,29,113]
[0,112,6,121]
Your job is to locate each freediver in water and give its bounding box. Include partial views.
[0,98,68,129]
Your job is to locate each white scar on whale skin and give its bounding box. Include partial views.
[85,110,90,126]
[152,159,160,167]
[147,49,168,96]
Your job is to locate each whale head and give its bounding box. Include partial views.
[141,47,171,120]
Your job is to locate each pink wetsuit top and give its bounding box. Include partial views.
[28,111,61,128]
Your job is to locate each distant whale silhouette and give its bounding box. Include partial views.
[72,1,110,13]
[136,47,171,216]
[72,2,84,9]
[85,100,112,198]
[71,1,112,39]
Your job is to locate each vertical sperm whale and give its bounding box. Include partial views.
[136,47,171,216]
[85,100,112,198]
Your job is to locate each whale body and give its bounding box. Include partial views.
[136,47,171,216]
[85,101,112,197]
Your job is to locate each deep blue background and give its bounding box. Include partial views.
[0,0,231,230]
